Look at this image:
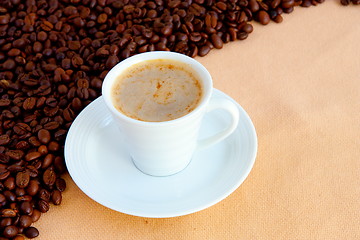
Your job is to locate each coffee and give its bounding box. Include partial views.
[111,59,203,122]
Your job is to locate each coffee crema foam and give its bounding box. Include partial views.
[111,59,203,122]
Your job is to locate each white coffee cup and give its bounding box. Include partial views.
[102,51,239,176]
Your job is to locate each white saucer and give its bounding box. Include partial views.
[65,89,257,218]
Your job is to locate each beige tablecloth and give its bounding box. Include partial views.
[35,1,360,239]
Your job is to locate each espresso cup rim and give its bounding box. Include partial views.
[102,51,213,125]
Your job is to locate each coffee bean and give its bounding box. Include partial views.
[237,32,249,40]
[0,194,6,203]
[37,129,51,144]
[51,190,62,205]
[3,190,16,202]
[210,33,223,49]
[3,59,16,70]
[25,152,41,161]
[97,13,108,24]
[24,226,39,238]
[43,168,56,186]
[0,148,7,158]
[3,225,19,238]
[0,99,11,107]
[15,187,26,197]
[54,156,66,173]
[198,45,211,56]
[37,199,50,213]
[16,171,30,188]
[242,23,254,33]
[38,145,48,155]
[54,178,66,192]
[6,150,24,161]
[1,208,17,217]
[7,164,23,173]
[0,135,10,146]
[249,0,260,12]
[258,10,271,25]
[0,14,10,24]
[283,6,294,13]
[20,201,33,215]
[44,121,60,130]
[14,235,26,240]
[4,176,15,190]
[48,141,60,152]
[30,209,41,222]
[282,0,295,9]
[26,180,39,196]
[25,166,38,178]
[22,97,36,111]
[19,215,33,228]
[28,136,41,147]
[0,217,12,227]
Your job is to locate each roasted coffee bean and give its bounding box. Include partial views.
[274,14,283,23]
[3,225,19,238]
[26,180,39,196]
[14,235,26,240]
[6,150,24,161]
[3,190,16,202]
[28,136,41,147]
[210,33,223,49]
[48,141,60,152]
[0,194,6,203]
[38,145,48,155]
[0,153,10,164]
[0,14,10,25]
[16,171,30,188]
[63,107,75,121]
[1,208,17,217]
[23,97,36,111]
[198,45,211,56]
[7,164,23,173]
[24,226,39,238]
[55,178,66,192]
[15,187,26,197]
[25,152,41,162]
[25,166,38,178]
[0,99,11,107]
[37,199,50,213]
[0,217,12,227]
[42,154,54,169]
[54,156,66,173]
[282,0,295,9]
[258,11,271,25]
[30,209,41,222]
[4,176,16,190]
[20,201,33,215]
[44,121,60,130]
[37,129,51,144]
[3,59,16,70]
[242,23,254,33]
[237,32,249,40]
[43,169,56,186]
[51,190,62,205]
[19,215,33,228]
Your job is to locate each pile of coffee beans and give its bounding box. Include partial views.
[0,0,357,238]
[340,0,360,5]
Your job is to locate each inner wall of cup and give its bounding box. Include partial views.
[102,51,213,122]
